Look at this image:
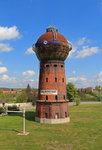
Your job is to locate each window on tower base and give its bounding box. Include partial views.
[46,96,48,100]
[55,95,58,100]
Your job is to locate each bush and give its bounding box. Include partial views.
[80,97,99,101]
[8,105,19,111]
[74,97,80,106]
[67,82,78,102]
[0,107,5,114]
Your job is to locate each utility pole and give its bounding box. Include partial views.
[23,108,25,134]
[17,108,29,135]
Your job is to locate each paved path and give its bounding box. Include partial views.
[20,102,102,109]
[69,101,102,105]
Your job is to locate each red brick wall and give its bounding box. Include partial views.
[36,102,69,119]
[38,60,67,101]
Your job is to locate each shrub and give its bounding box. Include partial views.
[0,107,5,114]
[67,82,78,102]
[80,97,99,101]
[74,97,80,106]
[8,105,19,111]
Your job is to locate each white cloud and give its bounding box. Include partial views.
[72,70,77,74]
[77,37,86,46]
[68,45,77,58]
[0,43,13,52]
[97,71,102,83]
[76,46,99,58]
[22,70,35,78]
[67,76,92,88]
[68,37,100,58]
[0,26,20,41]
[2,74,9,80]
[25,47,34,54]
[68,77,87,82]
[66,70,102,88]
[0,74,37,88]
[98,71,102,77]
[0,67,8,74]
[0,61,2,65]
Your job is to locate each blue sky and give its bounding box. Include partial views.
[0,0,102,88]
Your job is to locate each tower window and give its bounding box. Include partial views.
[62,78,64,82]
[46,65,49,67]
[55,77,57,82]
[65,112,67,117]
[63,95,65,100]
[45,113,48,118]
[46,78,48,82]
[55,95,58,100]
[46,96,48,100]
[38,111,40,117]
[61,65,63,68]
[54,64,57,67]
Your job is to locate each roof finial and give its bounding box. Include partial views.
[46,25,58,32]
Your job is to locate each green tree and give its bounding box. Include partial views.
[25,84,32,102]
[16,91,28,103]
[0,93,6,101]
[66,82,78,102]
[0,89,3,94]
[95,86,102,91]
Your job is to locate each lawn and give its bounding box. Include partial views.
[0,104,102,150]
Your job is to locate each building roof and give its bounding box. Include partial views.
[37,30,67,43]
[0,100,6,104]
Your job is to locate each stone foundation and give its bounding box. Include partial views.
[35,116,70,124]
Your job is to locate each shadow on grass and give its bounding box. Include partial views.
[8,111,35,122]
[0,128,19,133]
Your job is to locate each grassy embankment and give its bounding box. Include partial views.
[0,104,102,150]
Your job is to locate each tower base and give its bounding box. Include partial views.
[35,101,70,124]
[35,116,70,124]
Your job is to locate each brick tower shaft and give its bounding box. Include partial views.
[39,60,66,101]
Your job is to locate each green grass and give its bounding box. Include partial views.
[0,104,102,150]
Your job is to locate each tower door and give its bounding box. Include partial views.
[55,113,59,119]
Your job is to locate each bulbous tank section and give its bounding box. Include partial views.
[33,25,72,61]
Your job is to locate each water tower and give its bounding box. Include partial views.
[33,25,72,124]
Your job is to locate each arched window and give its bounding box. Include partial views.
[46,78,48,82]
[55,77,57,82]
[63,95,65,100]
[62,78,64,82]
